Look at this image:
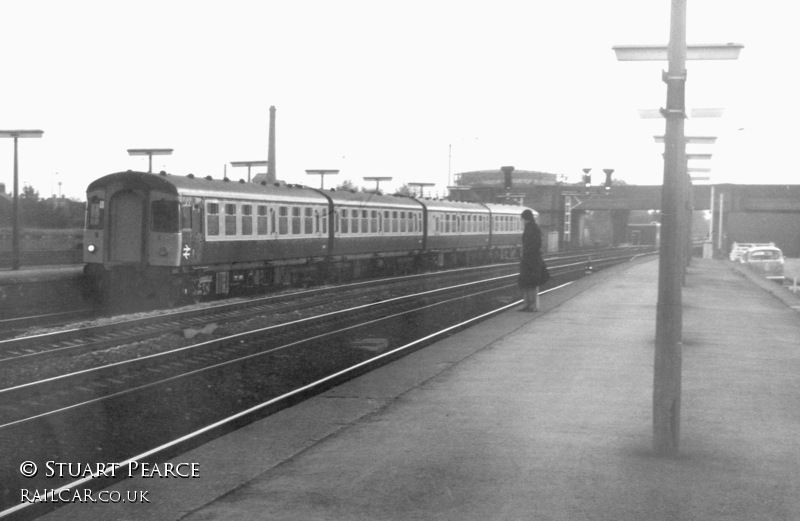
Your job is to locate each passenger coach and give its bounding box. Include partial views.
[83,170,535,305]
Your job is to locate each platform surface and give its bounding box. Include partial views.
[33,258,800,521]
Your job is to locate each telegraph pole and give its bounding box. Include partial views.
[613,2,742,458]
[653,0,687,456]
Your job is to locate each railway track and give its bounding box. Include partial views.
[0,247,652,421]
[0,247,654,519]
[0,248,647,371]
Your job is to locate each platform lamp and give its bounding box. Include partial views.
[581,168,592,188]
[231,161,269,182]
[306,169,339,189]
[0,130,44,270]
[363,176,392,194]
[602,169,614,191]
[614,1,742,457]
[127,148,173,173]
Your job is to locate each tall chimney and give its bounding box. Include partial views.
[267,106,277,184]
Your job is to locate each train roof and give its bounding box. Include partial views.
[86,172,537,216]
[88,171,423,209]
[325,188,424,210]
[88,171,333,204]
[482,203,538,217]
[421,199,537,216]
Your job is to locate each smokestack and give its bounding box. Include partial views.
[267,106,277,184]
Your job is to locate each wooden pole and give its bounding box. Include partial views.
[12,137,20,270]
[653,0,687,456]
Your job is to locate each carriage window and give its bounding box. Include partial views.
[207,203,220,236]
[371,211,378,233]
[314,209,324,235]
[304,207,314,234]
[225,204,237,235]
[341,209,350,234]
[241,204,253,235]
[291,207,302,235]
[278,206,288,235]
[257,205,268,235]
[181,206,193,230]
[360,210,368,233]
[392,211,399,233]
[86,197,104,230]
[351,209,360,233]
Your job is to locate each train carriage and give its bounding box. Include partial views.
[84,171,334,301]
[83,170,537,306]
[483,203,534,253]
[325,190,426,276]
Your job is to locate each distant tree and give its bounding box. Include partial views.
[21,185,40,201]
[9,194,86,229]
[336,179,358,192]
[393,184,415,197]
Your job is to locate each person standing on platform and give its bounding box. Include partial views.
[518,208,549,312]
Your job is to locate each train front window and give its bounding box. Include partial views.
[86,197,104,229]
[152,200,179,233]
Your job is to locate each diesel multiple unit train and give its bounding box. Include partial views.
[83,171,535,304]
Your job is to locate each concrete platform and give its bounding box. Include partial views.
[34,258,800,521]
[0,265,82,284]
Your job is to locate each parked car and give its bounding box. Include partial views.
[742,246,785,283]
[730,241,775,262]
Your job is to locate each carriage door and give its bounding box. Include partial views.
[110,190,144,263]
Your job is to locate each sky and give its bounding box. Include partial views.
[0,1,796,201]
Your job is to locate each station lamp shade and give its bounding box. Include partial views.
[612,43,743,61]
[582,168,592,187]
[602,169,614,190]
[0,130,44,138]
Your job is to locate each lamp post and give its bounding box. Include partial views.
[127,148,173,173]
[614,1,742,456]
[306,169,339,189]
[0,130,44,270]
[231,161,269,182]
[363,176,392,193]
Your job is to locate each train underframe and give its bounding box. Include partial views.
[83,245,521,309]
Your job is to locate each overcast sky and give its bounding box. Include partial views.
[1,1,795,200]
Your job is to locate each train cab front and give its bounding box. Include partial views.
[82,172,184,307]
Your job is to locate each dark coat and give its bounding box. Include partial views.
[518,221,549,288]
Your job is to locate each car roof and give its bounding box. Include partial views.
[747,246,782,254]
